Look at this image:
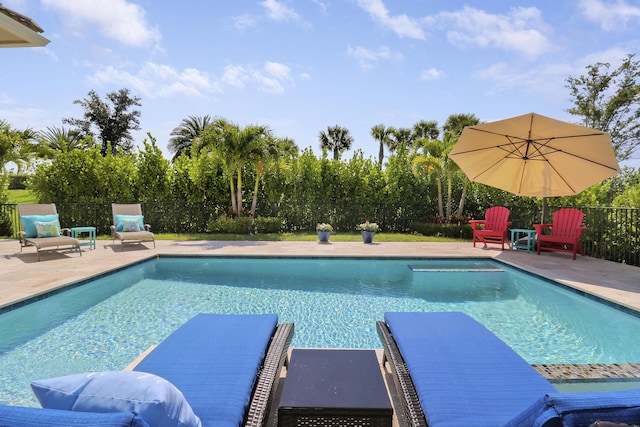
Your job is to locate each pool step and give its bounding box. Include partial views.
[408,265,504,273]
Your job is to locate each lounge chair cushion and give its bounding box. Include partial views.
[31,371,201,427]
[134,313,278,427]
[384,312,556,427]
[35,220,62,237]
[115,215,144,232]
[0,404,150,427]
[505,390,640,427]
[21,214,60,238]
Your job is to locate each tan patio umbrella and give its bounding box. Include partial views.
[448,112,621,220]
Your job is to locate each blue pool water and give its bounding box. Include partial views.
[1,256,640,406]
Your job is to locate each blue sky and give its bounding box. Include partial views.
[2,0,640,168]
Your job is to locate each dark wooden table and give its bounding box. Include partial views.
[277,349,393,427]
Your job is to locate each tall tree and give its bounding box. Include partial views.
[566,53,640,161]
[319,125,353,160]
[370,124,396,166]
[196,119,271,216]
[412,120,440,140]
[442,113,480,216]
[391,127,413,152]
[168,115,213,162]
[64,88,142,156]
[0,119,36,173]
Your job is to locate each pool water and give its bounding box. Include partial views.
[1,256,640,406]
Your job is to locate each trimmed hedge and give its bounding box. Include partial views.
[410,221,473,239]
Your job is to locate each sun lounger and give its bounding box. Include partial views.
[111,203,155,250]
[18,203,81,261]
[132,313,294,427]
[376,312,556,427]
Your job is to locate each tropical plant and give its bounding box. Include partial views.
[370,123,396,167]
[36,126,90,159]
[0,119,37,174]
[168,115,213,162]
[63,88,142,156]
[196,118,272,216]
[319,125,353,160]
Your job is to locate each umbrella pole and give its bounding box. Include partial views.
[541,197,547,224]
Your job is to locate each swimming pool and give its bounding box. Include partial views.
[1,256,640,406]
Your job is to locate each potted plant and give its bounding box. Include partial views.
[316,223,333,243]
[356,221,379,244]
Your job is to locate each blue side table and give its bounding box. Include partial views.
[510,228,537,253]
[71,226,96,250]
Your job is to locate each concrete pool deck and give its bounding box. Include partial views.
[1,238,639,311]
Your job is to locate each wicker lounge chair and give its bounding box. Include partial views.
[377,312,556,427]
[132,313,294,427]
[111,203,155,250]
[18,203,81,261]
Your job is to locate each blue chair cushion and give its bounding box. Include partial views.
[115,215,144,232]
[21,214,59,238]
[0,404,149,427]
[134,313,278,427]
[31,371,201,427]
[384,311,557,427]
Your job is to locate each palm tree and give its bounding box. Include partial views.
[412,120,440,141]
[168,115,213,162]
[0,120,37,173]
[442,113,480,216]
[319,125,353,160]
[371,124,396,166]
[196,118,271,216]
[391,127,413,152]
[412,138,454,219]
[37,126,88,159]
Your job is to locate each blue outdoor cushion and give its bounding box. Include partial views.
[21,214,59,238]
[134,313,278,427]
[384,312,556,427]
[115,215,144,232]
[31,371,201,427]
[0,404,149,427]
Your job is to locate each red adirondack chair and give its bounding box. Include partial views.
[470,206,511,250]
[535,208,587,260]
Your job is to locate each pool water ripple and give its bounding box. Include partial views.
[1,257,639,406]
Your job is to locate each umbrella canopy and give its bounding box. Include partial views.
[448,112,620,197]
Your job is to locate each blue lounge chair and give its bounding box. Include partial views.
[133,313,294,427]
[377,312,556,427]
[377,312,640,427]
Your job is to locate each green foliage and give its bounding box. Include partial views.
[206,215,254,234]
[8,174,28,189]
[135,135,172,201]
[63,88,142,156]
[253,217,284,233]
[410,221,473,239]
[566,53,640,161]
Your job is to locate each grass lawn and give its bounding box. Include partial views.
[6,189,37,204]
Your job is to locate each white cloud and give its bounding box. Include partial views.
[260,0,300,22]
[87,63,212,98]
[233,14,259,31]
[41,0,161,47]
[356,0,425,40]
[578,0,640,31]
[347,45,403,69]
[437,6,552,58]
[420,68,444,80]
[216,61,294,94]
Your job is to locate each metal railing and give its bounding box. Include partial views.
[2,202,638,267]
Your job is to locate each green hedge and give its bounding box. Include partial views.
[206,216,283,234]
[410,221,473,239]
